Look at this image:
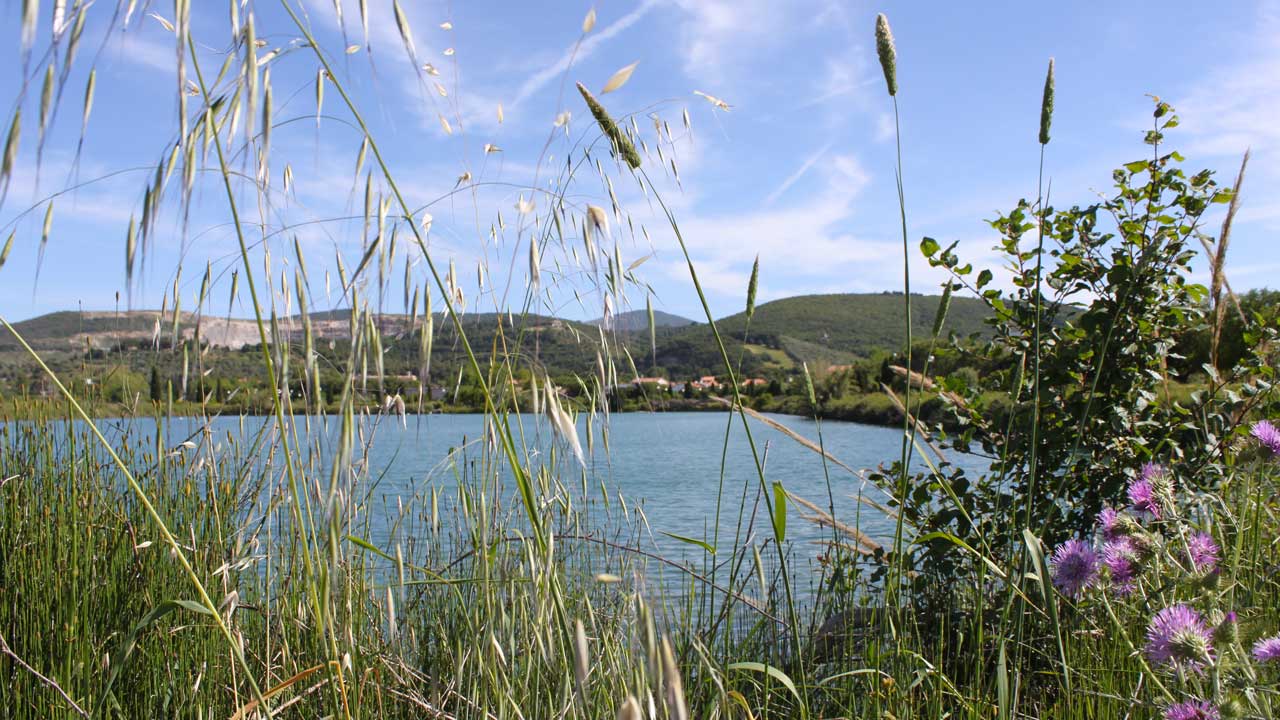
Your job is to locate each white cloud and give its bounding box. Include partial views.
[669,0,783,85]
[510,0,660,111]
[656,152,897,301]
[763,141,832,205]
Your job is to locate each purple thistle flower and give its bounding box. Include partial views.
[1254,635,1280,664]
[1103,537,1140,594]
[1186,532,1219,573]
[1141,461,1168,483]
[1251,420,1280,456]
[1097,507,1126,541]
[1163,700,1219,720]
[1146,605,1215,671]
[1128,478,1161,519]
[1050,539,1099,599]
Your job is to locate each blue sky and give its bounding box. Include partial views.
[0,0,1275,323]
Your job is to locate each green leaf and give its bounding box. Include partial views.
[976,269,993,289]
[1123,160,1149,174]
[346,534,396,562]
[914,531,1005,579]
[660,531,715,555]
[772,481,787,543]
[920,236,940,257]
[930,283,952,338]
[997,641,1010,720]
[727,662,806,715]
[99,599,216,710]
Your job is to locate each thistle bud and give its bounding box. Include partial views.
[1039,58,1055,145]
[875,14,898,97]
[1211,610,1239,646]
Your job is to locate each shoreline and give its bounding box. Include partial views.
[0,394,928,429]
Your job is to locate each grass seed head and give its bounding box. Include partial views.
[1039,58,1055,145]
[577,82,642,169]
[875,14,898,97]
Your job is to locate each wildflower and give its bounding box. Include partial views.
[1050,539,1099,598]
[1128,478,1161,519]
[1097,507,1126,541]
[1103,537,1140,594]
[1163,700,1219,720]
[1186,532,1219,573]
[1141,462,1168,483]
[1146,605,1215,671]
[1251,420,1280,456]
[1253,635,1280,664]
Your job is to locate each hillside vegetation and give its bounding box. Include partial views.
[0,293,983,391]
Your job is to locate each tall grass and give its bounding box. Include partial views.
[1,5,1278,720]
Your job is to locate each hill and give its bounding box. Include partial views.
[620,293,991,374]
[0,293,992,384]
[712,293,990,355]
[592,309,696,331]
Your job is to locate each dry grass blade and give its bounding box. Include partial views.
[229,663,327,720]
[880,382,948,464]
[888,364,966,408]
[1204,149,1250,368]
[787,491,883,554]
[0,631,89,718]
[708,396,864,478]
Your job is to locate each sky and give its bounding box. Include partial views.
[0,0,1276,324]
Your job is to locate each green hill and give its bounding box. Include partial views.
[714,292,989,355]
[630,293,990,373]
[0,293,993,387]
[593,309,697,331]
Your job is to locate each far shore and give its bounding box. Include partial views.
[0,393,927,429]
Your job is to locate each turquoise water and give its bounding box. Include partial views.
[81,411,987,561]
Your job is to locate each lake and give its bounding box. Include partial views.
[73,411,988,569]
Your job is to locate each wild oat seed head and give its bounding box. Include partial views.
[875,14,898,97]
[1039,58,1055,145]
[577,82,642,168]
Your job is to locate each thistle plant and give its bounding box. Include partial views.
[1044,429,1280,717]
